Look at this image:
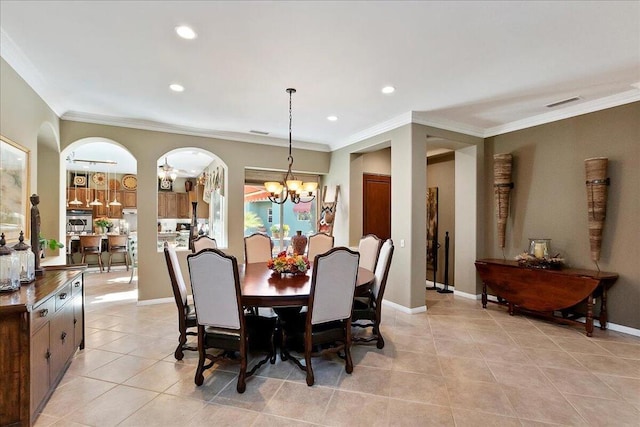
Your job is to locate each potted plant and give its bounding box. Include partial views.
[282,224,290,237]
[38,235,64,258]
[94,217,112,234]
[270,224,280,238]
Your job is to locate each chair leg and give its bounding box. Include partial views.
[175,329,186,360]
[236,336,248,393]
[194,328,206,386]
[97,253,103,273]
[125,252,130,271]
[304,336,314,386]
[375,319,385,349]
[345,320,354,374]
[108,253,112,272]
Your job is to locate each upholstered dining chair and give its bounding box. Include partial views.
[107,235,130,272]
[244,233,272,263]
[352,239,394,349]
[306,232,334,260]
[163,242,197,360]
[187,248,274,393]
[192,235,217,253]
[358,234,383,272]
[281,247,360,386]
[79,235,103,272]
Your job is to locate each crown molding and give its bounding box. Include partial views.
[332,112,413,150]
[484,89,640,137]
[61,111,331,152]
[411,112,486,138]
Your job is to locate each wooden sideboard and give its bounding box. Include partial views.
[475,259,618,336]
[0,266,85,426]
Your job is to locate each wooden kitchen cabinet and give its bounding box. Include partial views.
[66,188,93,209]
[92,189,108,217]
[122,191,137,208]
[0,266,85,427]
[158,192,178,218]
[177,193,189,219]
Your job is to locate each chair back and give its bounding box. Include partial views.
[309,247,360,325]
[244,233,272,263]
[164,242,189,309]
[79,235,102,253]
[187,248,243,330]
[307,232,334,260]
[358,234,382,272]
[372,239,394,302]
[107,235,128,251]
[192,235,217,253]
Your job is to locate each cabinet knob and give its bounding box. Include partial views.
[45,350,51,360]
[59,293,68,300]
[61,331,67,341]
[74,318,78,325]
[74,282,81,288]
[40,308,49,317]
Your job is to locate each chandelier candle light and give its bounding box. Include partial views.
[264,88,318,204]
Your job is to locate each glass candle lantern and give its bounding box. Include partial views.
[13,231,35,283]
[0,233,20,292]
[528,238,551,259]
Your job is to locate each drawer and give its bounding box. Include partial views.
[31,297,55,334]
[71,277,83,297]
[54,282,72,311]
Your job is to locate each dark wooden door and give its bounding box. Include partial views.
[363,174,391,240]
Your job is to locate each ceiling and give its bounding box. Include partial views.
[1,1,639,157]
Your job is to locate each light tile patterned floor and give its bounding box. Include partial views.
[34,270,640,426]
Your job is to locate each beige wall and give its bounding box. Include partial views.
[427,153,456,285]
[0,58,60,247]
[59,120,330,301]
[483,102,640,329]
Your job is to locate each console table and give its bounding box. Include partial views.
[0,265,85,426]
[475,259,617,336]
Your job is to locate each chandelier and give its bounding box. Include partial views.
[158,157,178,183]
[264,88,318,204]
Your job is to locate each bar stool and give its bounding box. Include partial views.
[107,235,130,272]
[79,235,103,272]
[66,235,74,265]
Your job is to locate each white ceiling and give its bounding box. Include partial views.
[2,1,639,159]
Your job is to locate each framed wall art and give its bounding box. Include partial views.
[0,135,30,243]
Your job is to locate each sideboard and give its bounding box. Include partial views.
[0,265,85,426]
[475,259,618,336]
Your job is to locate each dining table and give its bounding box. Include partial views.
[239,262,375,307]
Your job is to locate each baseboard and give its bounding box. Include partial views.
[137,297,173,306]
[470,293,640,337]
[381,299,427,314]
[452,289,478,300]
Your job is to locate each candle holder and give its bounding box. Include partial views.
[528,238,551,259]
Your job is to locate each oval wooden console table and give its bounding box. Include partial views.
[475,259,618,336]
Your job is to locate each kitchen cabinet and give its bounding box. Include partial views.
[158,192,178,218]
[0,266,85,427]
[66,188,93,209]
[92,190,108,217]
[177,193,189,219]
[122,191,137,209]
[92,190,123,220]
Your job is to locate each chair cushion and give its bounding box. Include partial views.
[203,326,242,350]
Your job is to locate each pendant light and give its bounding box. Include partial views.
[108,164,121,206]
[89,168,103,206]
[69,168,83,206]
[264,88,318,204]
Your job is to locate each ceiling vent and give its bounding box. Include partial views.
[545,96,581,108]
[250,130,269,135]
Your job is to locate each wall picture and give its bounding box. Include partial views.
[426,187,438,271]
[0,135,30,243]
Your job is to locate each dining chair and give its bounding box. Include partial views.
[79,235,103,272]
[65,235,74,265]
[192,235,217,253]
[358,234,383,272]
[244,232,273,263]
[281,247,360,386]
[187,248,275,392]
[107,235,130,272]
[306,232,334,260]
[163,242,197,360]
[352,239,394,349]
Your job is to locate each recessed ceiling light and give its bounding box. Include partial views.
[169,84,184,92]
[175,25,197,40]
[381,86,395,94]
[327,115,338,121]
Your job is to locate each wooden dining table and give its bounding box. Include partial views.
[239,262,375,307]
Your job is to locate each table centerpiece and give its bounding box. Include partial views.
[267,251,310,276]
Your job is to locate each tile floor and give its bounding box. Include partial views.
[34,270,640,426]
